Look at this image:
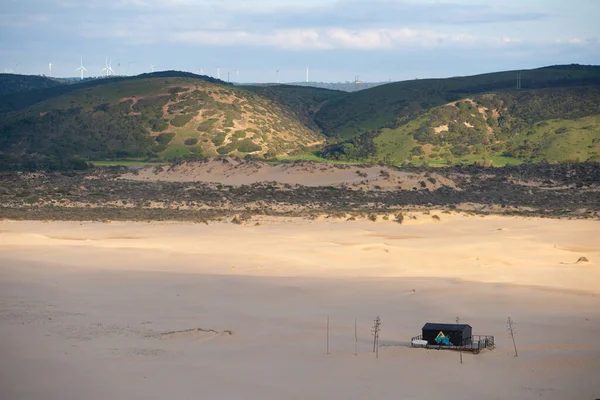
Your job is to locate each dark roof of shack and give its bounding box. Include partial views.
[422,323,472,331]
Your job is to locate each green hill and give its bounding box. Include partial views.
[315,64,600,140]
[319,86,600,165]
[2,65,600,170]
[0,73,68,97]
[0,74,326,169]
[0,71,227,114]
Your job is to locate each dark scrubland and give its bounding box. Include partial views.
[1,162,598,222]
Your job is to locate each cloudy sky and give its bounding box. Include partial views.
[1,0,599,82]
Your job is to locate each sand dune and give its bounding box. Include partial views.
[2,214,597,291]
[121,158,457,191]
[1,215,599,399]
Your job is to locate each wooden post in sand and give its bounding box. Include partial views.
[354,318,357,356]
[507,317,518,357]
[372,316,381,358]
[326,316,330,355]
[457,317,462,364]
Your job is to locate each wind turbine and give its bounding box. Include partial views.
[116,59,121,76]
[101,57,114,77]
[217,66,220,79]
[305,67,309,83]
[235,69,239,83]
[150,64,155,73]
[15,63,20,74]
[108,58,115,76]
[128,61,133,76]
[276,69,280,84]
[48,62,52,77]
[198,68,204,75]
[75,56,87,80]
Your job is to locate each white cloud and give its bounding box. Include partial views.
[28,14,50,22]
[170,28,521,50]
[555,38,583,44]
[2,0,599,80]
[0,13,50,28]
[170,29,329,50]
[499,35,521,44]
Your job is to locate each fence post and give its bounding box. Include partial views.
[507,317,518,357]
[327,315,330,355]
[354,318,357,356]
[372,316,381,358]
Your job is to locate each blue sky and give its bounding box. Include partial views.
[1,0,599,82]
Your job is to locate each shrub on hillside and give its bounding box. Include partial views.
[450,144,469,156]
[170,113,197,127]
[394,213,404,224]
[555,127,569,135]
[155,132,175,145]
[211,132,227,146]
[153,132,176,153]
[184,138,199,146]
[149,118,169,132]
[232,130,247,140]
[237,138,262,153]
[197,118,218,132]
[168,87,187,94]
[188,145,204,158]
[217,141,237,155]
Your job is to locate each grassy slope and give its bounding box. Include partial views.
[0,76,331,166]
[373,128,417,164]
[525,116,600,162]
[315,65,600,140]
[370,88,600,166]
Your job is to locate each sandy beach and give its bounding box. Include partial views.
[1,214,599,399]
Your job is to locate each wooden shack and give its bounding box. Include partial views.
[421,323,472,346]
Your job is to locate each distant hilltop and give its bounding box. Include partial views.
[249,81,390,92]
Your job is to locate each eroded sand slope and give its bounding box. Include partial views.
[122,158,457,191]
